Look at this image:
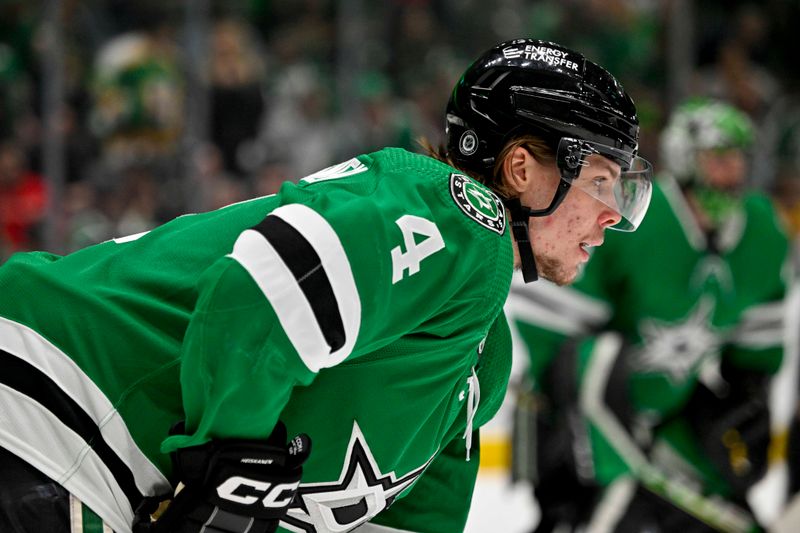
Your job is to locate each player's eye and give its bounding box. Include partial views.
[592,176,609,195]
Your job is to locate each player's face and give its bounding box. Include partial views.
[518,154,622,285]
[696,148,747,191]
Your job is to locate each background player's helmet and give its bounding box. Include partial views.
[446,38,652,233]
[660,98,754,184]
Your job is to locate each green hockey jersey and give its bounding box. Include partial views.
[0,148,514,533]
[508,176,789,490]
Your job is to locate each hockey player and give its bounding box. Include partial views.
[0,39,652,533]
[508,98,790,533]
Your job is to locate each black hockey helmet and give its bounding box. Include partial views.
[446,38,652,281]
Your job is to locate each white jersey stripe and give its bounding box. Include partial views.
[230,204,360,373]
[231,229,328,370]
[509,275,611,334]
[0,317,170,504]
[70,494,84,533]
[730,300,785,348]
[0,386,133,533]
[505,293,590,336]
[739,300,785,326]
[730,328,784,348]
[271,204,360,365]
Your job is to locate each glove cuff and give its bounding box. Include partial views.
[176,438,303,520]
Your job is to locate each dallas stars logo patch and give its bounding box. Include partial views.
[449,173,506,235]
[281,422,435,533]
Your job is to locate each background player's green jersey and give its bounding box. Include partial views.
[0,148,514,533]
[509,176,789,492]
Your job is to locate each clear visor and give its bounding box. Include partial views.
[557,138,653,231]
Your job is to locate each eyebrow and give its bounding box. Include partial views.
[589,155,621,179]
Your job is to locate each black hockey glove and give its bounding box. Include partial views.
[135,421,310,533]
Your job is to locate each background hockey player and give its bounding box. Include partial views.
[0,39,652,533]
[508,98,790,533]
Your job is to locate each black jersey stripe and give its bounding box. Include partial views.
[254,215,346,353]
[0,349,143,511]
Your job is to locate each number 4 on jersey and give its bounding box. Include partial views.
[391,215,445,283]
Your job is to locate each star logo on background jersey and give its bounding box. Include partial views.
[633,297,721,383]
[281,422,435,533]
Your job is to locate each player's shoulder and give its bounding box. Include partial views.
[360,147,461,195]
[300,148,507,243]
[373,148,508,236]
[743,191,788,236]
[744,190,781,218]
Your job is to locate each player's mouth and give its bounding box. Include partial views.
[579,240,603,260]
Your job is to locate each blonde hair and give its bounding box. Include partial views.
[419,135,555,198]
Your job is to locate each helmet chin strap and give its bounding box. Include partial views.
[502,177,575,283]
[504,197,540,282]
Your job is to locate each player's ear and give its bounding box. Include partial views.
[502,146,534,196]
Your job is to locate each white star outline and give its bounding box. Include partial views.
[465,185,497,216]
[633,296,722,383]
[281,421,436,533]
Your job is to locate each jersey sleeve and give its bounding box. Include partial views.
[161,255,317,451]
[724,280,787,376]
[163,154,513,452]
[724,193,791,375]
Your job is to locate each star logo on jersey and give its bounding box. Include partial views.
[280,422,435,533]
[633,297,721,383]
[449,173,506,235]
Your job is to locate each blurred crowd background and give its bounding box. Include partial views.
[3,3,799,531]
[0,0,799,260]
